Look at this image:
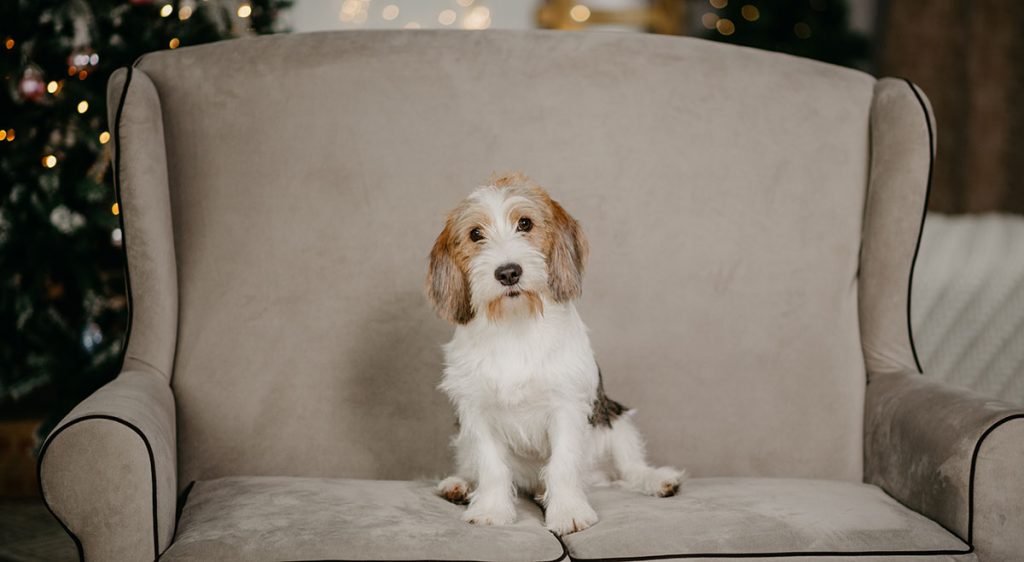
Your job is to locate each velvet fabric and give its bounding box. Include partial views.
[136,29,872,486]
[38,371,176,560]
[106,66,178,381]
[161,476,566,561]
[865,370,1024,562]
[562,478,973,561]
[859,77,935,376]
[36,30,1024,561]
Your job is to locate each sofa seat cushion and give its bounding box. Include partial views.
[562,478,974,561]
[160,476,566,561]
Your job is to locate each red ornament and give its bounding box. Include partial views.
[18,67,46,102]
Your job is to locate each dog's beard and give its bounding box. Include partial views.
[485,290,544,322]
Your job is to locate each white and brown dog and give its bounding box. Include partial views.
[427,173,685,536]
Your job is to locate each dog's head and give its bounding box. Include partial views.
[427,173,588,324]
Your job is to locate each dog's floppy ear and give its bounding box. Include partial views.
[547,198,589,302]
[427,220,474,324]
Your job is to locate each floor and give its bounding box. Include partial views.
[0,499,76,562]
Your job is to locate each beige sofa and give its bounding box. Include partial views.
[37,30,1024,561]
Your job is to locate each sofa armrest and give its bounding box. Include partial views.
[865,370,1024,561]
[39,370,177,561]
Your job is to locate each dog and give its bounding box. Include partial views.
[426,173,686,536]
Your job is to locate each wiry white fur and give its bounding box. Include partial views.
[435,185,686,536]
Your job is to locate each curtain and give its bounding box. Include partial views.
[877,0,1024,213]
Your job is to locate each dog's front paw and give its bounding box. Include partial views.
[544,497,598,536]
[437,476,471,505]
[462,495,516,526]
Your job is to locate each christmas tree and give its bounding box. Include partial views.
[698,0,869,69]
[1,0,290,434]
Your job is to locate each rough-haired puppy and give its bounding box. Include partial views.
[427,173,686,535]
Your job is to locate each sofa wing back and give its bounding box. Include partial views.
[112,30,916,486]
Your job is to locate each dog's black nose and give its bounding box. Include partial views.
[495,263,522,286]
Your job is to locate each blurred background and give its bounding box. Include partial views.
[1,1,1022,558]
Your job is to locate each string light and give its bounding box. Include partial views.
[111,202,120,216]
[569,4,591,22]
[237,3,252,18]
[4,129,13,141]
[169,37,181,49]
[99,131,110,144]
[47,81,59,94]
[709,0,727,8]
[794,22,811,38]
[381,4,399,20]
[5,38,15,49]
[179,5,193,20]
[403,21,421,29]
[339,0,368,22]
[462,6,490,29]
[716,18,735,35]
[78,70,88,80]
[701,12,719,29]
[43,155,57,168]
[77,100,89,113]
[160,4,173,17]
[456,0,474,6]
[438,9,457,25]
[0,130,5,141]
[741,4,759,21]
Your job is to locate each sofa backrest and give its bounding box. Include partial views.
[109,30,927,487]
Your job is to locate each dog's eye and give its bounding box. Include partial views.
[469,228,484,243]
[516,217,533,233]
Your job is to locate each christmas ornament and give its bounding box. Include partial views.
[68,48,99,70]
[81,322,104,352]
[49,205,86,234]
[18,66,46,102]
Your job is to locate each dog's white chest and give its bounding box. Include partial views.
[439,303,599,455]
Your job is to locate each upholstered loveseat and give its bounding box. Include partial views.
[39,31,1024,561]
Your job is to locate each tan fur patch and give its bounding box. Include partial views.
[544,196,588,302]
[484,290,545,322]
[490,171,530,187]
[486,297,505,322]
[427,217,474,324]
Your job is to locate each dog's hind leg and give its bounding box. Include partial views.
[606,415,687,497]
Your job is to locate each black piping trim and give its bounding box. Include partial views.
[966,414,1024,545]
[290,533,569,562]
[36,414,161,561]
[114,62,137,374]
[902,78,933,375]
[567,549,971,561]
[36,445,84,562]
[36,62,163,562]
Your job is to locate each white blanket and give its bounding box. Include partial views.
[912,213,1024,405]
